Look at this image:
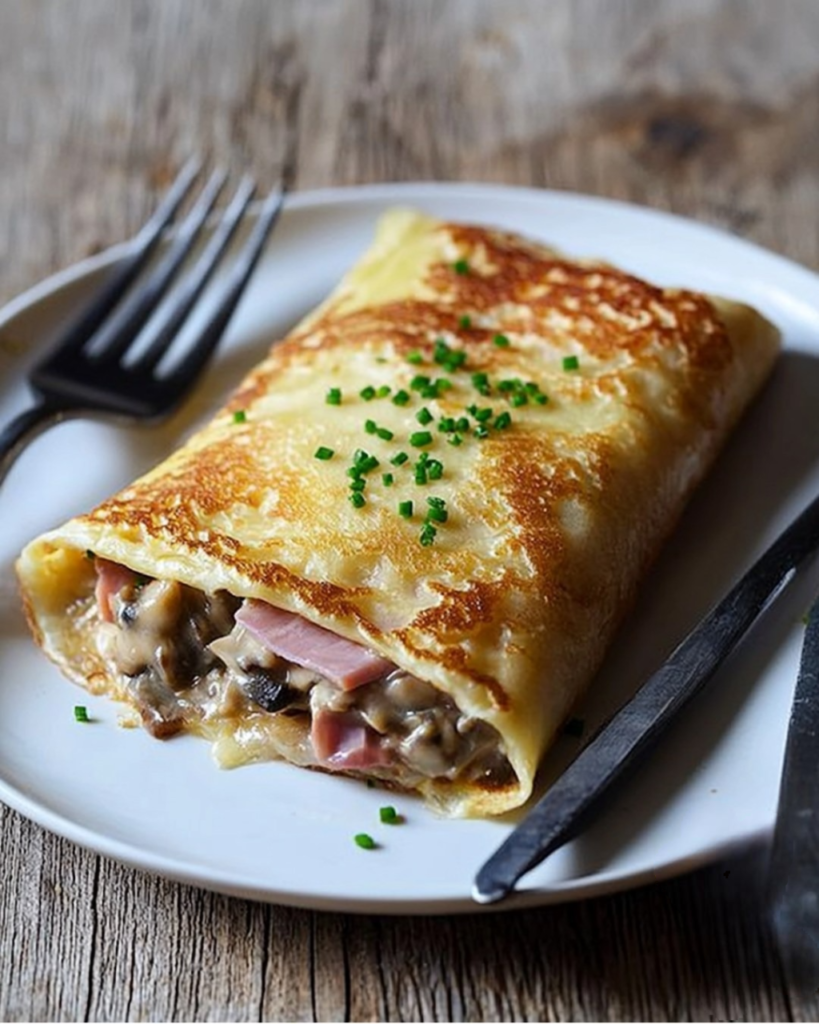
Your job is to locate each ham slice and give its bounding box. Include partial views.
[311,708,391,768]
[235,600,394,691]
[94,559,137,623]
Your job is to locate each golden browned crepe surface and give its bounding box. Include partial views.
[17,209,780,815]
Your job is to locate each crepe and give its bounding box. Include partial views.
[16,209,780,817]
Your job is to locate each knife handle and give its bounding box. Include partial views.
[768,595,819,996]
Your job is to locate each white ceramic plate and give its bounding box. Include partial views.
[2,183,819,914]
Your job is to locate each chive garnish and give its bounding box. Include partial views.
[427,460,444,481]
[232,410,247,424]
[74,705,90,723]
[447,433,463,446]
[562,355,580,371]
[455,416,470,432]
[354,833,377,850]
[493,333,510,347]
[376,385,391,398]
[349,478,366,492]
[458,314,472,330]
[314,446,335,460]
[379,806,401,824]
[410,431,433,448]
[326,387,342,405]
[426,504,448,523]
[453,258,470,275]
[410,374,430,391]
[350,492,366,509]
[511,392,528,408]
[474,425,490,439]
[420,523,437,546]
[494,411,512,430]
[365,419,378,435]
[399,500,413,519]
[416,407,433,426]
[360,385,377,400]
[415,463,428,485]
[406,350,424,365]
[376,426,394,441]
[382,473,394,487]
[392,389,411,406]
[535,393,549,405]
[390,451,409,466]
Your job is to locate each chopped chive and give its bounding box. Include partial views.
[426,504,448,523]
[391,451,410,466]
[349,478,366,492]
[314,446,335,460]
[354,833,377,849]
[427,460,444,481]
[474,407,493,422]
[360,385,377,401]
[382,473,394,487]
[410,431,433,448]
[524,381,539,394]
[361,456,379,473]
[562,355,580,371]
[353,448,369,465]
[494,411,512,430]
[420,523,438,546]
[493,333,510,347]
[455,416,470,432]
[406,350,424,365]
[376,426,394,441]
[416,407,433,426]
[458,314,472,330]
[447,433,463,446]
[453,258,470,275]
[350,491,366,509]
[535,393,549,405]
[392,389,411,406]
[376,385,391,398]
[399,500,413,519]
[474,425,490,439]
[365,419,378,435]
[379,805,402,824]
[74,705,90,723]
[438,416,456,433]
[510,392,528,408]
[410,374,430,391]
[498,378,519,392]
[232,410,247,424]
[326,387,342,406]
[415,464,428,485]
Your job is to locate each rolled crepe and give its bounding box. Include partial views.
[16,209,780,816]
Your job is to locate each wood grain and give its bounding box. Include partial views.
[1,0,819,1019]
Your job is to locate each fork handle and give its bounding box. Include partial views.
[0,398,71,486]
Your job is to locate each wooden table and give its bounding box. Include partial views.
[2,1,818,1019]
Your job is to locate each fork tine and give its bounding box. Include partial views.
[159,186,284,396]
[88,168,229,363]
[130,176,257,373]
[33,157,201,366]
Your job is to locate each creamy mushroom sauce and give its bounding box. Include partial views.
[95,575,513,787]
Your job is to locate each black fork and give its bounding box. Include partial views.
[0,158,284,484]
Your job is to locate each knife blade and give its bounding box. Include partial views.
[473,491,819,905]
[768,592,819,996]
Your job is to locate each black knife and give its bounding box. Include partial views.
[768,591,819,996]
[473,491,819,905]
